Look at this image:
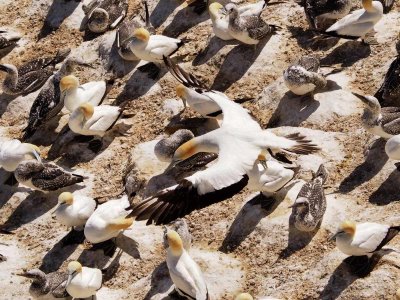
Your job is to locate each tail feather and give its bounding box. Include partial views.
[72,173,85,183]
[284,133,320,155]
[269,24,281,34]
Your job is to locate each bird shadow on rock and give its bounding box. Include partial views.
[192,37,239,66]
[220,193,282,253]
[0,192,57,232]
[277,215,320,260]
[115,68,167,104]
[369,167,400,205]
[319,254,384,299]
[143,261,173,300]
[164,115,219,136]
[105,37,139,78]
[24,115,65,146]
[286,26,340,51]
[37,0,80,40]
[0,44,18,59]
[320,41,371,67]
[78,241,116,269]
[338,138,388,193]
[162,7,209,38]
[115,233,141,259]
[0,93,18,118]
[210,37,271,92]
[150,0,180,29]
[39,230,84,273]
[102,249,124,283]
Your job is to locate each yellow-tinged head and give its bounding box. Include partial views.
[67,261,82,274]
[339,220,356,236]
[175,84,186,99]
[133,28,150,42]
[58,192,74,205]
[60,75,79,92]
[362,0,373,10]
[166,229,183,255]
[235,293,254,300]
[79,102,94,119]
[173,140,197,161]
[209,2,224,17]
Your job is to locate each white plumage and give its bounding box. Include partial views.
[69,103,123,137]
[84,195,133,243]
[385,135,400,160]
[66,261,102,299]
[326,0,383,39]
[60,75,106,113]
[0,139,41,172]
[54,192,96,228]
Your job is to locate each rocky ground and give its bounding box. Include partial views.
[0,0,400,299]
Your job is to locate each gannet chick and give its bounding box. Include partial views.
[164,55,251,117]
[0,30,21,53]
[303,0,352,29]
[353,93,400,139]
[374,36,400,107]
[14,160,84,192]
[155,130,195,162]
[385,135,400,161]
[330,220,400,257]
[321,0,383,43]
[290,164,328,232]
[163,219,192,250]
[117,0,155,61]
[235,293,253,300]
[84,195,134,243]
[129,28,184,78]
[0,139,41,172]
[247,159,299,196]
[226,3,279,45]
[69,102,126,137]
[66,261,102,299]
[17,269,69,299]
[54,192,97,229]
[22,58,86,140]
[83,0,128,33]
[60,75,107,112]
[166,230,209,299]
[283,55,327,96]
[127,92,319,225]
[0,49,70,95]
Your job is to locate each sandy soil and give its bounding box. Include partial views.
[0,0,400,299]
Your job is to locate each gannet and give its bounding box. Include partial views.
[163,219,192,251]
[54,192,97,229]
[385,135,400,161]
[60,75,107,113]
[163,55,252,117]
[17,269,69,299]
[330,220,400,257]
[353,93,400,139]
[0,139,41,172]
[83,0,128,33]
[68,102,126,137]
[14,160,84,192]
[235,293,254,300]
[128,28,184,77]
[303,0,352,29]
[0,48,70,95]
[166,230,209,299]
[23,59,86,140]
[290,164,328,232]
[127,92,319,224]
[321,0,383,43]
[0,30,21,52]
[116,0,154,61]
[155,130,195,162]
[84,195,134,243]
[283,55,327,96]
[374,36,400,107]
[226,3,279,45]
[66,261,102,299]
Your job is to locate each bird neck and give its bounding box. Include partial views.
[229,9,239,22]
[362,0,374,11]
[168,246,183,257]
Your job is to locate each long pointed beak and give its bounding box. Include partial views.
[66,274,73,287]
[16,272,29,277]
[51,204,61,216]
[32,150,42,164]
[352,92,368,103]
[288,204,296,208]
[0,64,9,72]
[329,232,338,241]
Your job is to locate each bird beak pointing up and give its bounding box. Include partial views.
[352,92,369,104]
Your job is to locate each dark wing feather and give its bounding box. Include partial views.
[373,226,400,252]
[15,69,53,95]
[129,176,249,225]
[245,17,272,40]
[375,58,400,105]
